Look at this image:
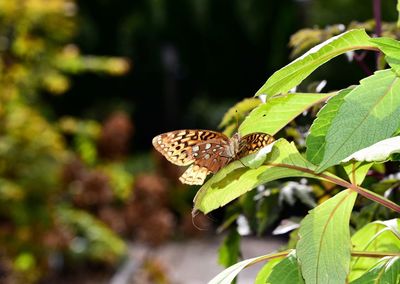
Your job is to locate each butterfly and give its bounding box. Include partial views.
[152,130,274,185]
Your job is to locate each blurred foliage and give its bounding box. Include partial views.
[0,2,213,281]
[0,0,135,282]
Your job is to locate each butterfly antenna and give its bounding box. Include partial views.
[235,110,239,131]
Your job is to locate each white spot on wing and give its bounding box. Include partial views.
[205,143,211,149]
[193,145,199,152]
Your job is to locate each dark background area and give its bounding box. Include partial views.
[46,0,397,150]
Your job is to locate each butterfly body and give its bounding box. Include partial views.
[152,130,274,185]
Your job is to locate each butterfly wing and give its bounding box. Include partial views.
[179,164,210,185]
[189,140,232,173]
[152,130,230,167]
[236,133,275,159]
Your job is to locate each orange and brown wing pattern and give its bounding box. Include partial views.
[236,133,275,159]
[189,140,232,173]
[152,129,229,166]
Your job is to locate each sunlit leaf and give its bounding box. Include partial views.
[193,139,330,214]
[256,29,373,97]
[255,257,284,284]
[306,88,352,164]
[350,256,400,284]
[316,69,400,172]
[296,189,357,284]
[370,37,400,75]
[266,251,304,284]
[349,219,400,281]
[342,136,400,163]
[209,252,289,284]
[342,162,373,185]
[219,97,261,129]
[239,92,331,136]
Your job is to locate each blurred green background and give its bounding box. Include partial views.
[0,0,398,283]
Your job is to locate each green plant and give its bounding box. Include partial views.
[0,0,130,282]
[200,5,400,284]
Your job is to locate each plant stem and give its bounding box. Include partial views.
[245,250,291,267]
[373,0,382,37]
[373,0,382,68]
[270,163,400,213]
[243,250,398,268]
[351,251,400,258]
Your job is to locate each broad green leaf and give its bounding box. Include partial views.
[306,88,352,164]
[209,252,288,284]
[370,38,400,59]
[370,37,400,75]
[255,257,284,284]
[316,69,400,172]
[256,29,372,97]
[342,162,373,185]
[296,189,357,284]
[218,229,241,268]
[193,139,328,214]
[350,257,400,284]
[342,136,400,163]
[239,92,332,136]
[349,219,400,281]
[219,97,261,128]
[267,251,304,284]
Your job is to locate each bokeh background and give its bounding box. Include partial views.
[0,0,398,283]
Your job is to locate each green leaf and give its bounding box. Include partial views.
[370,37,400,75]
[306,88,352,164]
[255,257,284,284]
[370,38,400,59]
[316,69,400,172]
[256,29,372,97]
[342,162,373,185]
[209,252,290,284]
[218,229,241,268]
[349,219,400,281]
[219,97,261,128]
[342,136,400,163]
[350,257,400,284]
[296,189,357,284]
[239,92,332,136]
[193,139,325,214]
[267,251,304,284]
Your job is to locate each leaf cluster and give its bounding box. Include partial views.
[203,26,400,284]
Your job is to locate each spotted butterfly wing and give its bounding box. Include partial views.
[153,130,275,185]
[152,130,231,185]
[236,133,275,159]
[152,130,229,165]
